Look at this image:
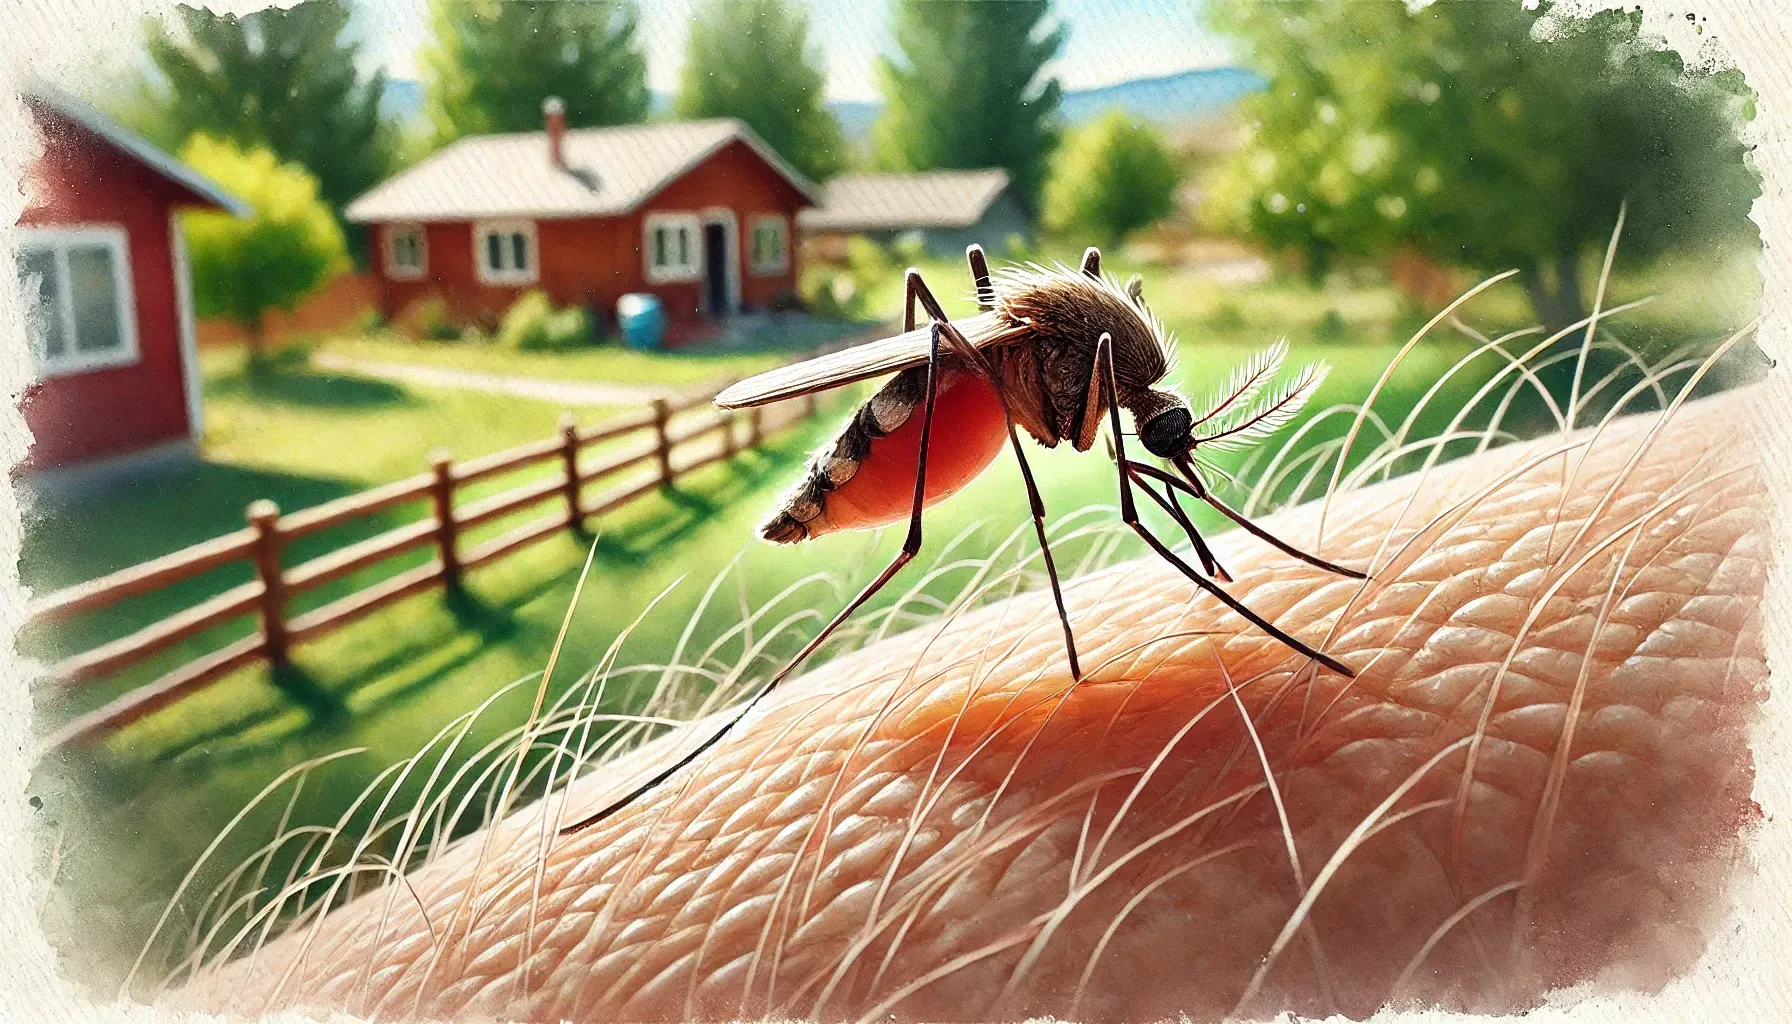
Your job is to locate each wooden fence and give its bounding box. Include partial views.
[28,384,824,752]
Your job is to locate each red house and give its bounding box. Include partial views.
[346,102,817,332]
[15,86,247,473]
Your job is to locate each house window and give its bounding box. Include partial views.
[643,212,700,283]
[16,224,138,377]
[386,223,426,279]
[748,215,789,275]
[472,219,538,285]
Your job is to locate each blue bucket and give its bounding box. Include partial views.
[616,293,666,351]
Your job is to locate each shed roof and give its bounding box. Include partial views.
[24,84,250,217]
[797,169,1012,233]
[344,118,817,224]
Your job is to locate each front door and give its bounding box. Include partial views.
[703,221,728,316]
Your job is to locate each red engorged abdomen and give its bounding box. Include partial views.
[825,371,1011,532]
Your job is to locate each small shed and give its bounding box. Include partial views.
[798,169,1029,259]
[14,86,247,474]
[345,103,817,331]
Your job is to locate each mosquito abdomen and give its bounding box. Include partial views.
[759,368,1009,544]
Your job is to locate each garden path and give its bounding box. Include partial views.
[311,352,682,406]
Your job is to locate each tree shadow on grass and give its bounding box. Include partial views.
[206,349,413,410]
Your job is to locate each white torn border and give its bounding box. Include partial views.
[0,1,1786,1022]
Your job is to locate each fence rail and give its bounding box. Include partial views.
[30,376,828,752]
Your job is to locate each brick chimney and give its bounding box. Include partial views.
[543,96,566,168]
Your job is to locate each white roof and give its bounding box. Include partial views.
[24,84,249,218]
[798,169,1013,233]
[345,118,817,224]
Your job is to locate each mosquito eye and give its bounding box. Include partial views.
[1140,406,1192,458]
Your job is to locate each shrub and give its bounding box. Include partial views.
[348,305,388,337]
[1316,308,1349,341]
[400,295,462,341]
[891,231,927,266]
[1043,109,1182,247]
[179,134,348,361]
[803,271,860,321]
[1208,300,1248,332]
[496,290,592,350]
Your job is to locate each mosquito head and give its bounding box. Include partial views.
[1130,388,1193,458]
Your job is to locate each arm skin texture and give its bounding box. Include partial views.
[177,387,1770,1023]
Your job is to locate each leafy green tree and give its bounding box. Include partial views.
[872,0,1066,207]
[1205,1,1759,331]
[674,0,844,182]
[423,0,649,145]
[138,0,394,256]
[1044,109,1182,246]
[179,135,348,362]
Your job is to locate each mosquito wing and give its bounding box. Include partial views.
[714,311,1007,409]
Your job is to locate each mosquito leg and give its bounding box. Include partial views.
[1003,420,1082,679]
[966,244,994,311]
[1096,336,1355,678]
[911,270,1082,681]
[1118,459,1229,579]
[1126,458,1365,581]
[1172,457,1370,581]
[1163,476,1232,582]
[560,322,949,837]
[1081,246,1101,278]
[1125,464,1231,583]
[902,267,921,332]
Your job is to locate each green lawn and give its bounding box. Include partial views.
[315,314,877,393]
[24,240,1759,991]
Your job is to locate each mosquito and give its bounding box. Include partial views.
[560,245,1366,836]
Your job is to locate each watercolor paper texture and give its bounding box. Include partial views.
[0,0,1787,1020]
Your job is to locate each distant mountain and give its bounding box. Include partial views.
[379,77,424,122]
[819,67,1265,142]
[1058,66,1265,125]
[379,66,1265,139]
[828,99,882,142]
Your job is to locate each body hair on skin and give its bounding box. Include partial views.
[147,224,1766,1020]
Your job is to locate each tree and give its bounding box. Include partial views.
[138,0,394,255]
[1044,109,1182,246]
[1205,1,1759,331]
[872,0,1066,208]
[423,0,649,145]
[179,135,348,362]
[674,0,844,182]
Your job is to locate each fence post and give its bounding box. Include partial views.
[559,412,584,531]
[748,405,763,447]
[246,500,289,669]
[803,391,818,418]
[430,449,461,589]
[652,397,673,485]
[722,411,738,459]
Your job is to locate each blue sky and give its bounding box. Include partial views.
[346,0,1235,101]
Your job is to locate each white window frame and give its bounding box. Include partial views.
[385,222,427,280]
[643,212,701,284]
[747,214,789,276]
[169,214,205,441]
[16,223,140,378]
[472,218,538,286]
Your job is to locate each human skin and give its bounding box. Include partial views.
[178,387,1770,1023]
